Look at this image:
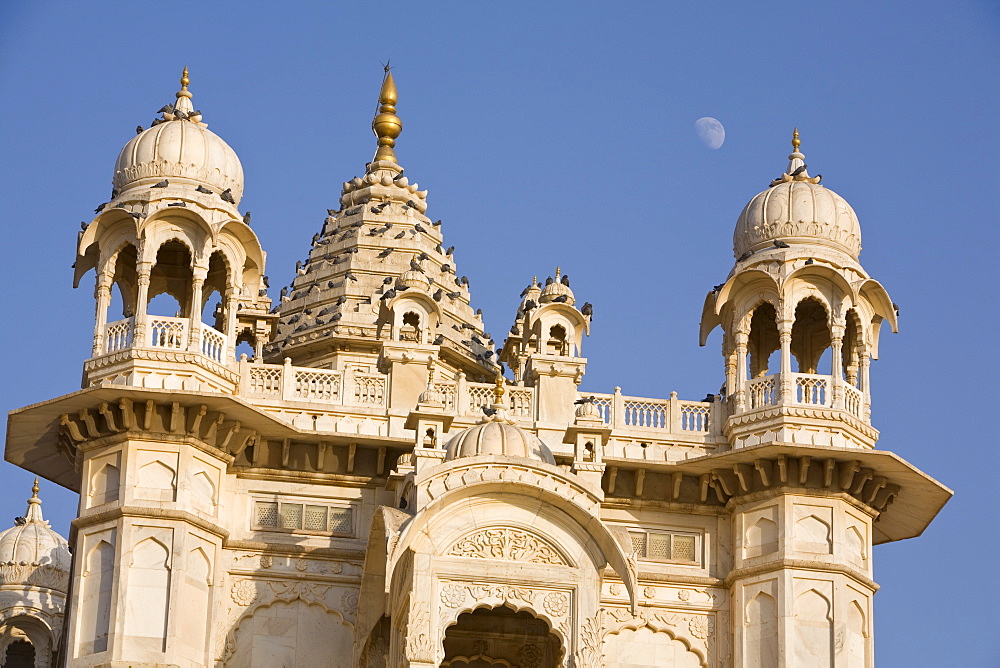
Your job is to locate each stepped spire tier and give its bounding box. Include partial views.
[266,72,497,381]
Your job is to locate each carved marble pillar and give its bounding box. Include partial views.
[778,322,793,404]
[223,288,239,362]
[92,271,113,356]
[133,263,152,347]
[734,332,748,413]
[860,348,872,422]
[186,266,207,353]
[829,327,844,410]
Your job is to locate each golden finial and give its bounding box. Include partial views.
[31,477,39,499]
[372,68,402,163]
[791,127,801,153]
[493,373,506,404]
[176,66,193,103]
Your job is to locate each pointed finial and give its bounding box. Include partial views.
[24,477,45,524]
[791,127,800,153]
[372,68,403,163]
[533,276,538,286]
[493,372,506,404]
[180,66,190,90]
[555,266,561,280]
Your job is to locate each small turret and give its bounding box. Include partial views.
[701,130,898,449]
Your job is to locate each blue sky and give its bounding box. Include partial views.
[1,2,997,664]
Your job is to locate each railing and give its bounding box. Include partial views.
[747,376,777,409]
[200,324,226,363]
[679,402,711,432]
[354,374,386,405]
[741,372,867,420]
[464,382,534,419]
[843,383,863,417]
[247,364,283,397]
[238,359,387,408]
[295,369,341,402]
[432,383,457,412]
[104,317,134,353]
[623,399,669,429]
[149,316,187,350]
[102,316,229,363]
[793,373,829,406]
[583,390,718,434]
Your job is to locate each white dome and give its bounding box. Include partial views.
[114,120,244,203]
[0,482,71,575]
[540,268,574,305]
[734,180,861,258]
[444,413,555,464]
[734,137,861,259]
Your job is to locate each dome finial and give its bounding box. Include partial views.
[24,477,44,524]
[792,127,801,153]
[173,66,195,116]
[493,372,506,406]
[372,65,403,164]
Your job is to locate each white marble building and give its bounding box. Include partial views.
[3,69,951,667]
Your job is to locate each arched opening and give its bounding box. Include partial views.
[4,639,35,668]
[401,311,422,342]
[790,298,831,374]
[359,616,390,667]
[546,324,568,356]
[148,240,193,317]
[111,244,138,318]
[843,309,863,388]
[235,329,256,361]
[747,302,778,378]
[442,606,562,667]
[202,251,230,329]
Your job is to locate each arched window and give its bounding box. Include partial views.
[400,311,422,342]
[791,298,831,374]
[747,303,779,378]
[843,309,863,388]
[547,324,568,355]
[148,241,193,317]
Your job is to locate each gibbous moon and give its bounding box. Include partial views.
[695,117,725,149]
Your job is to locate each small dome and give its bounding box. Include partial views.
[112,69,244,204]
[734,133,861,259]
[445,379,555,464]
[398,270,430,291]
[540,268,575,305]
[114,121,244,203]
[0,481,71,574]
[575,398,602,420]
[444,417,555,464]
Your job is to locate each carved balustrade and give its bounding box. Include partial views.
[740,372,870,423]
[580,389,721,436]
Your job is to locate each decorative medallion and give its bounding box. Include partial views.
[440,583,466,608]
[644,586,656,599]
[230,579,257,606]
[609,583,622,596]
[341,589,360,614]
[542,592,569,617]
[689,615,710,639]
[678,589,691,602]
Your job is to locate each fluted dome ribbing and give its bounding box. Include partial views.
[112,69,244,203]
[114,121,244,202]
[444,414,555,464]
[734,134,861,259]
[0,482,70,573]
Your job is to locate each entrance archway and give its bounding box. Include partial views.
[442,606,561,668]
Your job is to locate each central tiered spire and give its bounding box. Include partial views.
[265,69,497,378]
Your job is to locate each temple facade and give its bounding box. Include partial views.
[3,69,950,667]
